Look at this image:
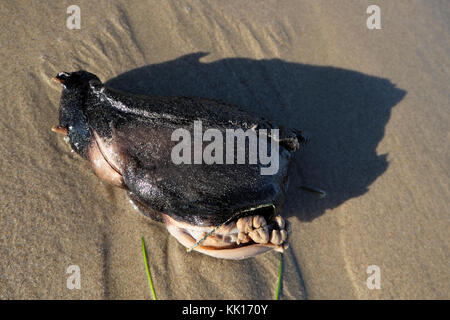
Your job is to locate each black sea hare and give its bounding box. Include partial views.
[52,70,305,259]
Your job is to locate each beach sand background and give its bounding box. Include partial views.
[0,0,448,299]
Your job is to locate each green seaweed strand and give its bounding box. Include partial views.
[141,236,158,300]
[275,252,284,300]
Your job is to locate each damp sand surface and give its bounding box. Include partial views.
[0,0,448,299]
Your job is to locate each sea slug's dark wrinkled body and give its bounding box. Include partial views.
[53,70,306,259]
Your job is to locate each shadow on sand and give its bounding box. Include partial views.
[106,52,406,222]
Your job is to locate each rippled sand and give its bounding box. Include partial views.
[0,0,448,299]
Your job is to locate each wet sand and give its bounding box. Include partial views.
[0,0,448,299]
